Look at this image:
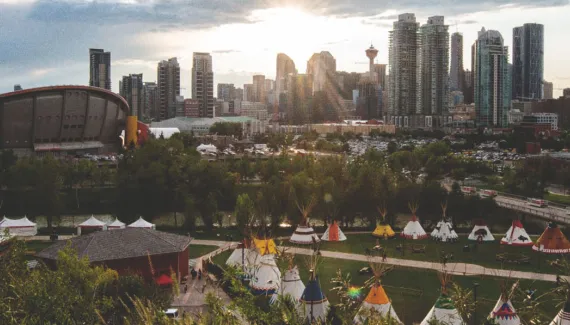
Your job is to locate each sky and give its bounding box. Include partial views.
[1,0,569,97]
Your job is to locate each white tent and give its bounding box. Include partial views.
[107,218,126,229]
[149,127,180,139]
[127,217,156,229]
[77,216,107,235]
[0,216,37,237]
[321,221,347,242]
[468,220,495,242]
[196,144,218,153]
[290,225,320,245]
[420,294,466,325]
[500,220,533,246]
[488,296,520,325]
[550,303,570,325]
[401,216,428,240]
[250,254,281,295]
[431,220,458,242]
[271,266,305,305]
[226,244,260,271]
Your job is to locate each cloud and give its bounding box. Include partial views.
[30,68,55,77]
[212,49,241,54]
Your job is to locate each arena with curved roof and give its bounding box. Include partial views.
[0,86,128,155]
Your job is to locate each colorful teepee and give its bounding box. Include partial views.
[372,206,396,239]
[468,219,495,242]
[321,221,347,242]
[488,281,521,325]
[298,253,329,322]
[290,196,320,245]
[501,220,533,246]
[532,223,570,254]
[420,272,466,325]
[430,202,459,243]
[353,260,401,324]
[401,202,428,240]
[271,257,305,305]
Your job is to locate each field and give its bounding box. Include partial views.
[188,244,219,259]
[211,250,559,325]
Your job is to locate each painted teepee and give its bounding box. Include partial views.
[501,220,533,246]
[420,271,466,325]
[290,195,320,245]
[354,259,401,324]
[271,255,305,305]
[468,219,495,242]
[372,206,396,239]
[298,254,329,323]
[431,202,458,243]
[321,220,347,241]
[401,202,428,240]
[250,253,281,295]
[488,281,521,325]
[533,222,570,254]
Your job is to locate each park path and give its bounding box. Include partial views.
[192,239,558,283]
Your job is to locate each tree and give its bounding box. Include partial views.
[387,141,398,154]
[234,194,255,232]
[209,122,243,138]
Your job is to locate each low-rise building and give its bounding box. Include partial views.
[150,116,266,136]
[531,112,558,130]
[311,121,396,135]
[508,109,524,125]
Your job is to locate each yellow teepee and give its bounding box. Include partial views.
[372,206,395,238]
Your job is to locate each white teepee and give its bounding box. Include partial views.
[551,302,570,325]
[500,220,533,246]
[488,282,521,325]
[468,220,495,241]
[430,203,458,242]
[420,272,466,325]
[401,203,428,240]
[271,266,305,305]
[250,254,281,295]
[354,262,402,324]
[321,221,347,241]
[290,195,320,245]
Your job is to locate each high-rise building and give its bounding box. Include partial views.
[264,79,275,92]
[89,48,111,90]
[192,52,214,118]
[157,58,180,120]
[235,88,244,102]
[543,81,553,99]
[563,88,570,98]
[388,13,420,117]
[512,23,544,100]
[120,74,143,117]
[275,53,297,103]
[217,83,235,101]
[143,82,159,120]
[252,75,266,102]
[463,69,473,104]
[243,84,254,101]
[373,64,387,90]
[419,16,449,115]
[450,32,464,91]
[306,51,336,93]
[474,28,511,127]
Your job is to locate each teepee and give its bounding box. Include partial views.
[551,301,570,325]
[533,223,570,254]
[321,221,347,241]
[299,254,329,323]
[488,281,521,325]
[468,219,495,242]
[271,255,305,305]
[250,254,281,295]
[354,259,401,324]
[401,202,428,240]
[501,220,533,246]
[372,206,396,239]
[431,202,458,243]
[226,239,259,272]
[290,195,320,245]
[420,271,466,325]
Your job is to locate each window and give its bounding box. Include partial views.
[63,125,70,129]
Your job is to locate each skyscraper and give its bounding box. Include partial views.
[512,23,544,100]
[89,48,111,90]
[192,52,214,118]
[217,83,235,101]
[120,74,143,118]
[543,81,553,99]
[157,58,180,121]
[419,16,449,115]
[373,64,387,90]
[450,32,464,91]
[388,13,420,119]
[243,84,254,101]
[474,28,511,127]
[306,51,336,93]
[563,88,570,98]
[143,82,159,120]
[252,75,266,102]
[275,53,297,103]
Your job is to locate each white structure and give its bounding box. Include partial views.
[299,276,330,322]
[550,304,570,325]
[127,217,156,229]
[321,221,347,242]
[149,127,180,139]
[531,112,558,130]
[468,221,495,241]
[507,109,525,125]
[107,218,126,229]
[488,295,520,325]
[401,216,428,240]
[431,220,458,242]
[250,254,281,295]
[197,144,218,153]
[420,293,465,325]
[500,220,532,246]
[77,216,107,235]
[290,225,320,245]
[271,266,305,305]
[0,216,37,237]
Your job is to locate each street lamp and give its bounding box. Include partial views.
[473,282,480,325]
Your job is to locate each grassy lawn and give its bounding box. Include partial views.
[546,192,570,205]
[188,244,219,259]
[211,250,558,324]
[315,234,562,274]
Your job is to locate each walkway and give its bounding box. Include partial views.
[191,239,558,283]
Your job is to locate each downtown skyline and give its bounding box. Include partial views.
[1,1,569,97]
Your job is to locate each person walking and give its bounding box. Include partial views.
[382,251,387,262]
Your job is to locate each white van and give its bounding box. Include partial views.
[165,308,180,319]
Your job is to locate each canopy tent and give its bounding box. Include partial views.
[196,144,217,153]
[372,224,395,238]
[0,216,37,237]
[155,274,173,286]
[354,284,402,324]
[250,254,281,295]
[501,220,533,246]
[77,216,107,235]
[420,294,465,325]
[321,221,347,242]
[532,223,570,254]
[299,275,330,323]
[431,220,459,242]
[107,218,126,229]
[401,215,428,240]
[127,217,156,229]
[468,220,495,242]
[488,295,520,325]
[270,266,305,305]
[551,302,570,325]
[290,225,320,245]
[253,238,278,255]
